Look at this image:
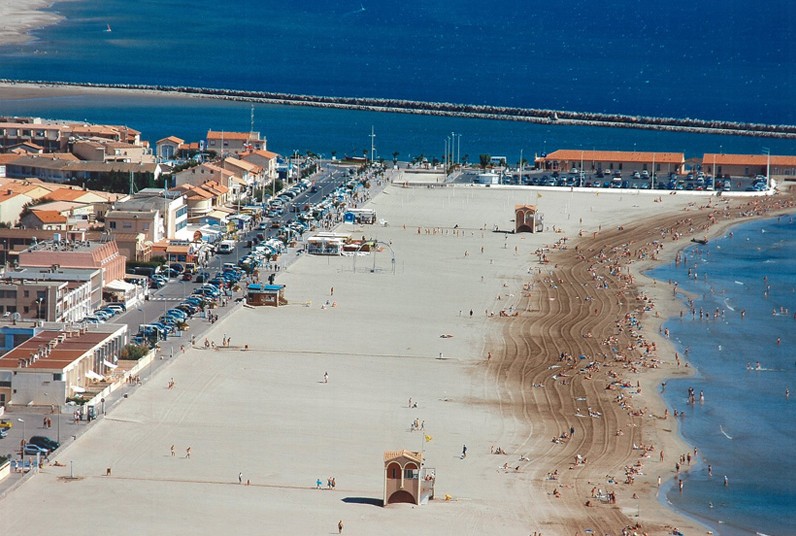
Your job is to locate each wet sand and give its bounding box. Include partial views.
[0,184,792,535]
[0,1,63,46]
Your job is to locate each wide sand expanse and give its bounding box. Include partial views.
[1,184,792,535]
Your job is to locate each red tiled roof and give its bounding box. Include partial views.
[158,136,184,144]
[31,210,68,223]
[43,189,89,201]
[543,150,684,164]
[207,130,254,141]
[701,154,796,167]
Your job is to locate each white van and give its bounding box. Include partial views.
[217,240,236,254]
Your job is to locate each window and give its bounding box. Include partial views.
[23,290,29,298]
[109,221,117,229]
[23,306,29,314]
[53,373,63,381]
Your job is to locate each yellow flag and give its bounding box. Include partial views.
[424,434,432,442]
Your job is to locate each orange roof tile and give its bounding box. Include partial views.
[207,130,255,141]
[701,154,796,167]
[31,210,68,223]
[44,189,90,202]
[543,150,684,164]
[158,136,184,144]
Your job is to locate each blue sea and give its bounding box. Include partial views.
[648,216,796,536]
[0,0,795,157]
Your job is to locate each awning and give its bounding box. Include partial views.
[70,385,86,393]
[85,370,104,381]
[104,279,136,292]
[102,359,118,369]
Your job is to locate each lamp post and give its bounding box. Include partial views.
[17,418,25,446]
[763,147,771,190]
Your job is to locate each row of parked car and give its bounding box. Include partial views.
[134,264,244,345]
[81,302,127,325]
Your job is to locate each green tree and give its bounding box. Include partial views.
[479,154,491,170]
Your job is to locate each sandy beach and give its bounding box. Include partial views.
[0,183,793,535]
[0,1,64,46]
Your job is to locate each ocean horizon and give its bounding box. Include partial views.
[649,215,796,536]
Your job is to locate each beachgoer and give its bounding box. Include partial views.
[186,447,191,458]
[338,520,344,534]
[171,445,175,457]
[462,444,467,458]
[323,372,329,383]
[239,472,243,484]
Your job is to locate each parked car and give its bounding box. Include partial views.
[29,435,60,450]
[181,272,194,281]
[0,427,7,439]
[0,419,13,430]
[23,443,49,456]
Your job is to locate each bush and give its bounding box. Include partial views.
[120,343,150,360]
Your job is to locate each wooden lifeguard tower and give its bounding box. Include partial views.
[246,283,287,307]
[515,204,543,233]
[383,450,435,506]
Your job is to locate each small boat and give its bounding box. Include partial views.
[691,237,708,245]
[105,24,112,32]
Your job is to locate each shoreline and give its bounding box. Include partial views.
[631,203,796,535]
[562,190,796,534]
[0,2,63,46]
[1,80,795,139]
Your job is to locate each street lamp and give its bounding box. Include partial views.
[17,418,25,445]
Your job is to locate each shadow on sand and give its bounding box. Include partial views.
[341,497,383,507]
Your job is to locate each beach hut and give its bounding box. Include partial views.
[246,283,287,307]
[383,450,435,506]
[515,204,543,233]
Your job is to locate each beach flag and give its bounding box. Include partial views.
[424,434,433,442]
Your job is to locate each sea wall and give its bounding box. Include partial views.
[3,79,796,139]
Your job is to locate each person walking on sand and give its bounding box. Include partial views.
[239,472,243,484]
[186,447,191,459]
[170,445,175,457]
[338,520,344,534]
[324,371,329,383]
[462,444,467,458]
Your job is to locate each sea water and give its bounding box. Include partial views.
[0,1,795,156]
[0,0,794,124]
[648,215,796,536]
[1,91,796,159]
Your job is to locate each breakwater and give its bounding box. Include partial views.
[3,79,796,139]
